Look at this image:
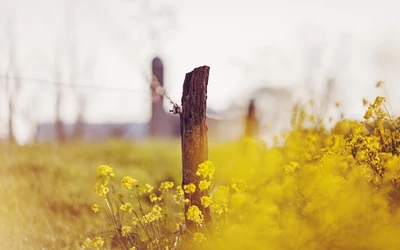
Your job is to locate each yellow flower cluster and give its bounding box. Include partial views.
[87,94,400,250]
[231,179,247,192]
[82,236,104,249]
[200,196,212,208]
[173,186,185,204]
[192,232,207,243]
[121,225,132,236]
[196,160,215,179]
[121,176,138,190]
[149,193,162,202]
[198,180,211,191]
[184,183,196,194]
[94,165,114,197]
[186,205,204,224]
[142,205,163,225]
[159,181,174,190]
[91,204,99,213]
[120,202,133,213]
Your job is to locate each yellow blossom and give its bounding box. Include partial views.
[149,193,161,202]
[196,160,216,179]
[142,205,163,224]
[363,98,369,107]
[96,165,114,184]
[201,196,212,208]
[231,179,248,192]
[91,204,99,213]
[173,186,185,204]
[121,176,138,190]
[94,183,109,197]
[364,107,373,120]
[132,217,139,226]
[199,180,211,191]
[193,232,207,243]
[186,205,204,224]
[120,202,133,213]
[159,181,174,190]
[82,236,104,249]
[121,225,132,236]
[184,183,196,193]
[144,183,154,193]
[283,161,299,174]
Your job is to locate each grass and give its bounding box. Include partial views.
[3,95,400,250]
[0,140,182,249]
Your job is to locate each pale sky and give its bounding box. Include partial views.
[1,0,400,143]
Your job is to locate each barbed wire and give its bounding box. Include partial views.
[0,74,249,121]
[0,75,149,94]
[144,72,247,120]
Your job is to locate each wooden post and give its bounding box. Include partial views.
[150,57,165,137]
[245,99,258,137]
[180,66,211,228]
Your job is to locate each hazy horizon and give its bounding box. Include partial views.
[1,0,400,143]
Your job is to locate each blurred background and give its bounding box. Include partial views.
[1,0,400,144]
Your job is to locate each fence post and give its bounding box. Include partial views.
[150,57,166,137]
[180,66,211,228]
[245,99,258,137]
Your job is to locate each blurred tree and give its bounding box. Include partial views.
[2,20,20,143]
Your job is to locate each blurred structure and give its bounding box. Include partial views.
[149,57,180,138]
[207,86,293,142]
[244,99,258,138]
[36,123,148,142]
[35,57,181,142]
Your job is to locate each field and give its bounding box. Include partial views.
[0,141,182,249]
[3,97,400,250]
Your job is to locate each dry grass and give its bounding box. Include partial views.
[0,140,182,249]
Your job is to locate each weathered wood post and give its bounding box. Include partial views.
[150,57,166,137]
[180,66,211,228]
[245,99,258,137]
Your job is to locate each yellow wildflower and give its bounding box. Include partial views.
[144,183,154,193]
[94,183,109,197]
[283,161,299,174]
[173,186,185,204]
[186,205,204,223]
[120,203,133,213]
[121,225,132,236]
[91,204,99,213]
[201,196,212,208]
[363,98,368,107]
[96,165,114,184]
[199,180,211,191]
[196,160,216,179]
[121,176,138,190]
[132,217,139,226]
[364,107,373,120]
[193,232,207,243]
[142,205,163,224]
[160,181,174,190]
[184,183,197,193]
[231,179,248,192]
[82,236,104,249]
[149,193,161,202]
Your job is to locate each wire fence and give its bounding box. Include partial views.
[0,73,248,122]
